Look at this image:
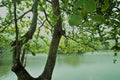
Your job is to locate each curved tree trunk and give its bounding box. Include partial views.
[38,0,64,80]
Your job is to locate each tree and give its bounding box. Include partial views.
[0,0,120,80]
[10,0,64,80]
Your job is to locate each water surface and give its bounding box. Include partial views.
[0,51,120,80]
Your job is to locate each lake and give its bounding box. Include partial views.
[0,51,120,80]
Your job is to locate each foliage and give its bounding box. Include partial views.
[0,0,120,80]
[0,0,120,54]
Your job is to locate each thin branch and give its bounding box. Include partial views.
[43,8,53,27]
[43,9,54,33]
[14,2,19,49]
[38,1,53,27]
[63,35,80,43]
[0,3,8,7]
[115,7,120,12]
[0,20,13,32]
[38,19,46,28]
[36,19,47,39]
[0,9,32,32]
[13,1,20,63]
[18,9,32,20]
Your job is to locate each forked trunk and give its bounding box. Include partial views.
[12,0,63,80]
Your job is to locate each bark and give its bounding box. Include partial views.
[12,61,35,80]
[39,0,64,80]
[21,48,26,66]
[22,1,38,43]
[13,1,20,64]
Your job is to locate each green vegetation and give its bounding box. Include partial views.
[0,0,120,54]
[0,0,120,80]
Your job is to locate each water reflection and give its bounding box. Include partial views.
[0,54,12,77]
[57,54,84,67]
[0,52,120,80]
[113,52,118,64]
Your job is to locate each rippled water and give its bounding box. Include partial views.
[0,51,120,80]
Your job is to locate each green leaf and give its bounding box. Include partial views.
[69,14,82,26]
[91,15,105,23]
[74,0,84,9]
[75,0,96,12]
[102,0,109,11]
[84,0,96,12]
[19,7,24,11]
[40,36,45,39]
[81,9,88,20]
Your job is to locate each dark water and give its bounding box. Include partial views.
[0,51,120,80]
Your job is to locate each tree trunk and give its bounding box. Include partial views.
[39,0,64,80]
[12,61,35,80]
[12,0,39,80]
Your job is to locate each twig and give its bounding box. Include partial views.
[0,9,32,32]
[18,9,32,20]
[64,35,80,43]
[0,20,13,32]
[0,3,8,7]
[38,1,53,27]
[43,9,53,27]
[36,19,47,39]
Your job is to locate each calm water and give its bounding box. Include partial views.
[0,51,120,80]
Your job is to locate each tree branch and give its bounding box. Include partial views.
[0,20,13,32]
[40,0,63,79]
[36,19,47,39]
[0,9,32,32]
[11,0,38,47]
[12,1,21,66]
[43,10,53,27]
[20,0,38,44]
[38,1,53,27]
[0,3,8,7]
[18,9,32,20]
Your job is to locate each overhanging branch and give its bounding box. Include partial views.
[20,0,38,44]
[11,0,38,47]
